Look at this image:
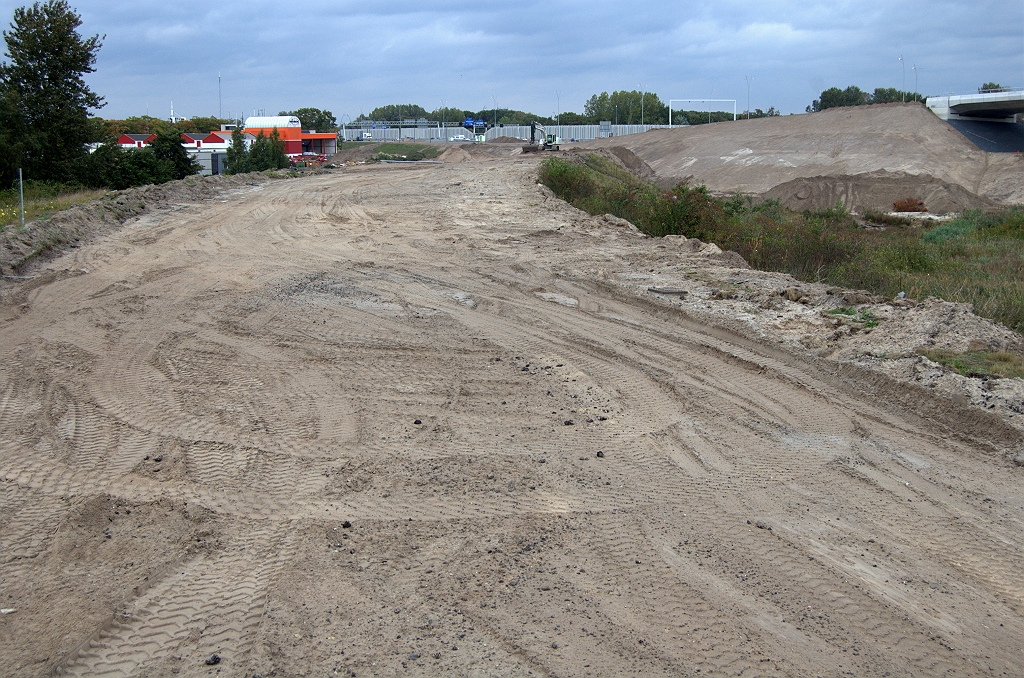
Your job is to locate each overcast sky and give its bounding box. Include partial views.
[1,0,1021,120]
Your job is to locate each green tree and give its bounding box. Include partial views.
[224,127,249,175]
[670,109,737,125]
[280,107,337,132]
[364,104,430,121]
[980,82,1008,93]
[0,0,104,186]
[871,87,924,104]
[0,87,27,186]
[584,90,666,124]
[149,129,199,180]
[246,128,288,171]
[85,143,173,189]
[808,85,922,112]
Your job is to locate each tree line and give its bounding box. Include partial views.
[805,82,1011,113]
[806,86,925,112]
[361,91,780,128]
[0,1,316,194]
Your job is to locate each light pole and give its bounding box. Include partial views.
[491,95,497,130]
[899,55,905,101]
[639,82,645,125]
[745,76,752,119]
[440,99,446,141]
[913,65,918,100]
[709,88,715,124]
[555,90,561,138]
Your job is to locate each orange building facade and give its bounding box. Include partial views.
[242,116,337,157]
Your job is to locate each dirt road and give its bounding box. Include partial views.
[1,157,1022,677]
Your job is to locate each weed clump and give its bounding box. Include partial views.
[0,180,105,231]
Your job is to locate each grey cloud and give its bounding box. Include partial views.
[0,0,1019,119]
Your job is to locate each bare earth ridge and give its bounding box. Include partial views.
[1,156,1022,677]
[581,103,1024,212]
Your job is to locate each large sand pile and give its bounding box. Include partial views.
[582,102,1024,212]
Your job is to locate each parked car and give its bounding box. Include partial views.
[449,134,467,141]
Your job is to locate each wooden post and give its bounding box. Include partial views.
[18,167,25,228]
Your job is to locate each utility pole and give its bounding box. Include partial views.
[913,64,918,100]
[218,72,222,119]
[492,95,497,130]
[17,168,24,228]
[709,89,714,124]
[745,76,752,119]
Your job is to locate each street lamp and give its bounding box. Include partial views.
[899,55,905,101]
[709,88,715,124]
[912,65,919,100]
[555,90,561,138]
[492,95,497,130]
[639,82,645,125]
[745,76,753,119]
[340,114,351,143]
[440,99,446,141]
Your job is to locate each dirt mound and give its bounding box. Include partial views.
[489,135,526,143]
[764,170,1000,214]
[437,146,473,163]
[0,173,281,275]
[580,102,1024,209]
[328,143,381,164]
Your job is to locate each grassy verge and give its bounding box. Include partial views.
[919,348,1024,379]
[0,181,106,231]
[372,143,442,161]
[540,155,1024,333]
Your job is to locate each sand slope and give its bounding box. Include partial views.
[582,103,1024,211]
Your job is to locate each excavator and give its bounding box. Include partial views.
[521,122,560,153]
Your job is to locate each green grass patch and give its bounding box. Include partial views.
[826,307,878,327]
[539,155,1024,335]
[919,349,1024,379]
[372,143,442,162]
[0,181,106,231]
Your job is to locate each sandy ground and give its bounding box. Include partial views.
[580,103,1024,212]
[2,156,1023,678]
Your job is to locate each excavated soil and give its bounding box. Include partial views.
[581,103,1024,212]
[1,156,1023,678]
